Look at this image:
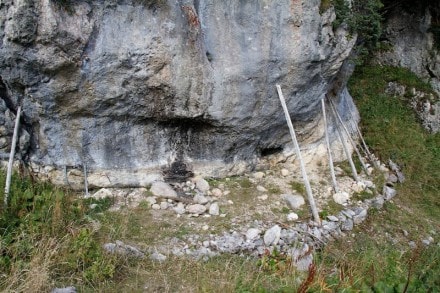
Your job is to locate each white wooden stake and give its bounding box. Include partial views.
[83,164,89,197]
[4,106,21,207]
[332,109,360,182]
[276,85,320,224]
[328,98,369,174]
[321,99,339,193]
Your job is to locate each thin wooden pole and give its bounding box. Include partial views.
[4,106,21,207]
[276,85,320,224]
[328,98,369,174]
[332,108,360,182]
[321,99,339,193]
[83,164,89,197]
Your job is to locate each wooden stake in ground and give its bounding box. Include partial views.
[328,98,369,174]
[276,85,320,224]
[83,164,89,197]
[4,106,22,207]
[321,99,339,193]
[331,107,360,182]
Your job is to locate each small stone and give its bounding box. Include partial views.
[92,188,114,199]
[202,225,209,231]
[150,181,177,198]
[51,287,77,293]
[409,241,416,249]
[257,185,267,192]
[160,201,169,210]
[89,203,98,209]
[145,196,157,206]
[353,209,367,224]
[264,225,281,246]
[287,212,299,221]
[220,213,226,217]
[253,172,265,179]
[281,168,289,176]
[227,200,234,204]
[186,204,207,215]
[150,252,167,262]
[387,174,398,183]
[152,204,161,210]
[282,194,305,210]
[246,228,260,241]
[174,202,186,214]
[195,177,210,192]
[209,202,220,216]
[402,230,409,237]
[194,193,209,204]
[211,188,223,197]
[258,194,268,201]
[327,215,339,222]
[372,196,385,209]
[341,219,354,231]
[333,192,350,205]
[383,186,397,200]
[352,181,366,193]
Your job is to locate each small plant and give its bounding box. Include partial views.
[289,181,306,195]
[257,248,292,275]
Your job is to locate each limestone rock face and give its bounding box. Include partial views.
[0,0,357,187]
[375,4,440,93]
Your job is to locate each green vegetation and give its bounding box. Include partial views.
[0,171,121,291]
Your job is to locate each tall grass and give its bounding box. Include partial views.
[0,169,118,291]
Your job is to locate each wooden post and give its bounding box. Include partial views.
[83,164,89,197]
[276,85,320,224]
[328,98,369,174]
[321,99,339,193]
[4,106,21,207]
[332,109,360,182]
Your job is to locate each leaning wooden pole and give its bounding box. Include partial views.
[4,106,22,207]
[276,85,320,224]
[321,99,339,193]
[331,108,360,182]
[328,98,369,174]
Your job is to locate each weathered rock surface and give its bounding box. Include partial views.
[0,0,358,187]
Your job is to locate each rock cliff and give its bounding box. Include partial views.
[0,0,357,187]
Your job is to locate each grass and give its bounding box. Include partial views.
[308,64,440,291]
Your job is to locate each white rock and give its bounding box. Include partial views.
[152,204,161,210]
[202,225,209,231]
[383,186,397,200]
[287,212,299,221]
[186,204,207,215]
[223,190,230,196]
[282,194,305,210]
[194,177,210,192]
[209,202,220,216]
[327,215,339,222]
[264,225,281,246]
[145,196,157,206]
[333,192,350,205]
[281,168,289,177]
[227,200,234,204]
[160,201,169,210]
[194,193,209,204]
[256,185,267,192]
[253,172,265,179]
[211,188,223,197]
[92,188,114,199]
[174,202,186,214]
[150,252,167,262]
[352,181,366,193]
[258,194,268,201]
[150,181,177,198]
[245,228,261,241]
